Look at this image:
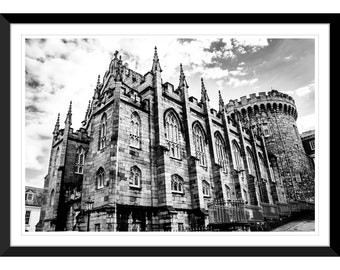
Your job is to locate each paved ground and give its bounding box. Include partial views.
[271,219,315,232]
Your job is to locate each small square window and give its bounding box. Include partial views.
[95,224,101,232]
[309,140,315,150]
[25,192,34,202]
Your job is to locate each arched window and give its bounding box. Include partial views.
[258,153,268,180]
[165,111,181,159]
[225,185,231,200]
[129,166,141,188]
[171,174,184,193]
[75,147,85,174]
[246,147,256,176]
[96,167,105,189]
[50,189,55,206]
[130,112,141,148]
[53,147,59,177]
[215,132,228,173]
[232,141,243,171]
[193,123,206,166]
[202,180,210,197]
[99,113,107,150]
[243,189,248,204]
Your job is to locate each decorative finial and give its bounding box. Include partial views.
[153,46,159,61]
[201,78,209,102]
[151,46,162,73]
[218,90,223,102]
[114,50,119,59]
[53,113,60,135]
[218,90,225,112]
[64,101,72,126]
[178,63,188,89]
[68,101,72,114]
[97,75,100,87]
[86,100,91,117]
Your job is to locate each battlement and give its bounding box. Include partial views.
[228,90,295,108]
[189,96,203,108]
[226,90,298,120]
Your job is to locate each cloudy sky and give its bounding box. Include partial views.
[25,37,315,188]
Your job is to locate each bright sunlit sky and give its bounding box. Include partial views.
[25,37,315,188]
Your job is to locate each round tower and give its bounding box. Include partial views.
[226,90,314,202]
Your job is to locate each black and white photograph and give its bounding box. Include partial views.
[24,35,316,233]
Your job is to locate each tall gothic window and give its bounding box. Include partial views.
[246,147,256,176]
[232,141,243,171]
[75,147,85,174]
[202,180,210,197]
[96,167,105,189]
[52,147,59,177]
[258,153,268,180]
[50,189,55,206]
[99,113,107,150]
[165,111,181,159]
[129,166,141,188]
[225,185,231,200]
[130,112,141,149]
[193,123,206,166]
[214,132,228,173]
[171,174,184,193]
[243,189,249,204]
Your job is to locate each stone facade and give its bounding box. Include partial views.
[36,48,315,232]
[301,130,315,170]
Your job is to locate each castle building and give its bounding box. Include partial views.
[36,48,315,232]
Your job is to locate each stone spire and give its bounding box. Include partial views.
[151,46,162,73]
[64,101,72,126]
[96,74,101,88]
[178,63,188,88]
[83,100,91,121]
[218,90,224,112]
[53,113,60,135]
[93,75,100,101]
[200,78,209,103]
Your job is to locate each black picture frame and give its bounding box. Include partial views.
[0,13,338,256]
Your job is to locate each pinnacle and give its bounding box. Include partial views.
[96,75,100,87]
[68,101,72,114]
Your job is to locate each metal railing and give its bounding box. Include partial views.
[208,199,247,224]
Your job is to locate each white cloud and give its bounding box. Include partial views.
[226,77,258,88]
[231,37,269,54]
[200,67,229,80]
[295,83,315,97]
[284,82,315,97]
[296,113,315,133]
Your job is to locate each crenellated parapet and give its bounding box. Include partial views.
[225,90,298,120]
